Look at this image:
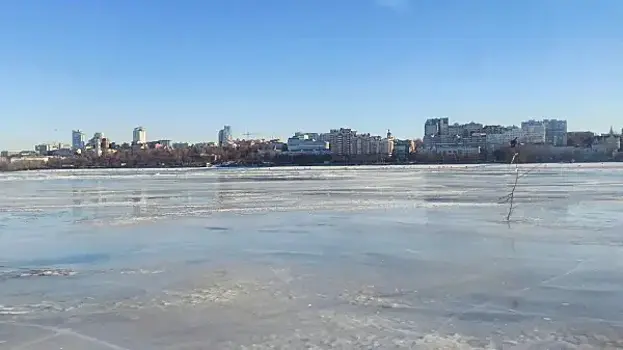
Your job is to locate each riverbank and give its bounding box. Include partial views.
[1,158,612,173]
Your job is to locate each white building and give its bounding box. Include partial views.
[286,133,329,154]
[521,120,546,144]
[486,127,525,149]
[133,127,147,145]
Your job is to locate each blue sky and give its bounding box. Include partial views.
[0,0,622,150]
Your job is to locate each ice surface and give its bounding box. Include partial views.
[1,164,623,349]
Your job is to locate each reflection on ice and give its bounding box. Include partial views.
[1,165,623,349]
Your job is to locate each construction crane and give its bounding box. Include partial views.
[242,132,256,139]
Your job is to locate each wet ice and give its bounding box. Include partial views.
[1,165,623,349]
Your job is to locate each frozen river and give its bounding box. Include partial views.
[1,164,623,349]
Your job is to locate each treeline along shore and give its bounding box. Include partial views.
[2,143,623,172]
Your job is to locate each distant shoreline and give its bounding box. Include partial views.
[2,159,621,173]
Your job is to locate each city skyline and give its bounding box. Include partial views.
[3,115,621,152]
[1,0,622,150]
[5,117,621,167]
[6,117,623,154]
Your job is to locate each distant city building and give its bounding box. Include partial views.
[393,139,415,161]
[50,148,75,157]
[1,150,21,158]
[133,126,147,145]
[157,139,172,148]
[145,139,172,149]
[351,133,383,155]
[423,118,486,152]
[486,127,525,149]
[286,132,329,154]
[424,117,449,138]
[483,125,508,135]
[86,132,103,148]
[302,132,320,140]
[34,142,71,156]
[521,120,547,144]
[218,125,233,147]
[520,119,567,146]
[71,130,85,150]
[448,122,483,138]
[421,117,566,153]
[35,143,51,156]
[326,128,356,156]
[194,142,216,148]
[88,132,104,154]
[315,128,392,156]
[591,133,620,154]
[567,131,594,147]
[543,119,568,146]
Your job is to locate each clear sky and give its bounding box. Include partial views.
[0,0,622,150]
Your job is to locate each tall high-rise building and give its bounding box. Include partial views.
[543,119,568,146]
[521,120,547,144]
[71,130,85,150]
[133,126,147,144]
[424,118,449,137]
[218,125,232,147]
[521,119,567,146]
[326,128,356,156]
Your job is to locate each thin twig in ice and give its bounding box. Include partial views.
[497,154,547,222]
[498,152,520,221]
